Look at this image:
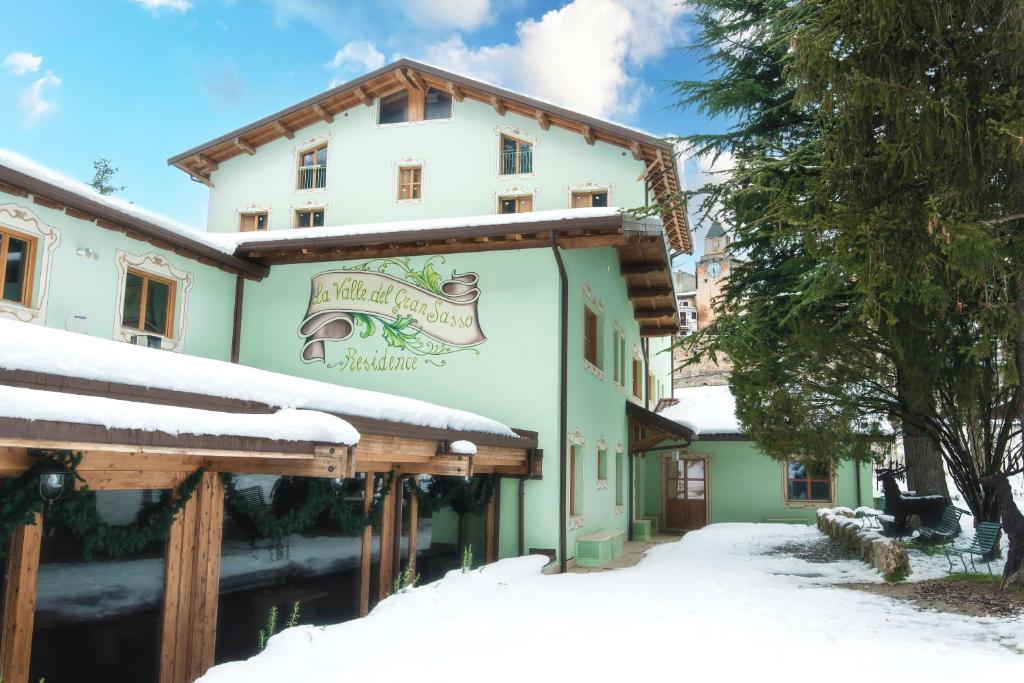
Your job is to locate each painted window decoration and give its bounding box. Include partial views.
[631,357,643,399]
[398,165,422,201]
[0,226,35,307]
[612,326,626,387]
[122,269,176,338]
[239,212,268,232]
[498,195,532,214]
[295,208,325,228]
[500,135,532,175]
[597,448,608,483]
[786,461,832,502]
[297,143,328,190]
[570,445,584,517]
[572,190,608,208]
[583,305,601,370]
[615,451,625,507]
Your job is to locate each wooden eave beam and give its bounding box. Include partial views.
[629,141,644,161]
[534,110,550,130]
[582,125,595,145]
[490,95,507,116]
[445,81,464,102]
[628,286,674,298]
[394,67,422,93]
[621,263,665,276]
[233,137,256,156]
[193,154,218,173]
[405,69,426,92]
[353,85,373,106]
[273,120,295,140]
[312,103,334,124]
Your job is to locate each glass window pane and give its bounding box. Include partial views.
[122,272,143,329]
[688,480,706,500]
[313,210,324,227]
[315,146,327,166]
[424,88,452,120]
[591,192,608,207]
[144,278,171,335]
[379,91,409,124]
[298,211,311,228]
[675,480,687,499]
[500,198,517,214]
[3,235,29,303]
[686,460,705,479]
[301,150,315,167]
[810,481,831,501]
[788,481,807,500]
[788,462,806,479]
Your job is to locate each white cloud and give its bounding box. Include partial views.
[131,0,192,11]
[263,0,351,41]
[418,0,685,120]
[20,71,61,123]
[325,41,386,85]
[404,0,491,31]
[3,52,43,75]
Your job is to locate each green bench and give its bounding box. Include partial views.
[575,529,626,568]
[632,518,652,541]
[916,504,968,543]
[943,521,1002,574]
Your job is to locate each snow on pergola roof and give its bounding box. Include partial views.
[0,320,519,439]
[659,385,743,437]
[0,384,358,445]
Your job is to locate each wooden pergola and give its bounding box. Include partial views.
[0,376,538,683]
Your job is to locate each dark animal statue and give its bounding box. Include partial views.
[876,467,947,536]
[980,471,1023,590]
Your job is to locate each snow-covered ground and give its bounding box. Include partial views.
[199,524,1024,683]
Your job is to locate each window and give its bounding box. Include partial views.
[615,451,625,506]
[572,190,608,208]
[786,461,832,502]
[0,226,35,306]
[583,306,600,368]
[295,209,324,228]
[239,212,268,232]
[424,88,453,120]
[500,135,532,175]
[612,328,626,386]
[379,90,409,124]
[122,269,175,338]
[398,166,422,201]
[297,143,327,190]
[632,357,643,398]
[597,449,608,482]
[570,446,583,517]
[499,195,533,214]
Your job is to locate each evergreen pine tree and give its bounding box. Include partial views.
[89,158,125,196]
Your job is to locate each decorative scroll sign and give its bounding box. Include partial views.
[298,259,486,365]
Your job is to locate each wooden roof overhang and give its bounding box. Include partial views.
[167,59,692,255]
[0,165,268,281]
[0,369,541,480]
[617,221,682,337]
[626,401,695,453]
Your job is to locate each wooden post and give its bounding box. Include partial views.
[377,473,396,601]
[159,472,226,683]
[1,513,42,683]
[358,474,374,617]
[485,486,497,564]
[407,483,418,577]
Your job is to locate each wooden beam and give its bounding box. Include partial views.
[1,513,42,683]
[445,81,464,102]
[193,154,218,173]
[359,474,373,617]
[353,85,373,107]
[407,484,418,577]
[312,103,334,124]
[233,137,256,156]
[489,95,507,116]
[393,67,422,93]
[405,69,426,93]
[582,125,596,145]
[621,263,664,276]
[629,141,644,161]
[273,120,295,140]
[0,179,28,198]
[377,473,396,601]
[33,195,64,211]
[628,286,674,298]
[534,110,550,130]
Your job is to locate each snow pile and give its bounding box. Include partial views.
[659,385,741,435]
[449,440,476,455]
[209,206,624,248]
[199,524,1024,683]
[0,319,519,438]
[0,149,235,256]
[0,384,359,445]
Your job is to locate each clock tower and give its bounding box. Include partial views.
[694,222,734,329]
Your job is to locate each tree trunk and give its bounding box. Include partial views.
[902,421,951,500]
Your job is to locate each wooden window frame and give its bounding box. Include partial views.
[238,212,268,233]
[497,195,533,214]
[785,461,833,503]
[631,357,643,399]
[122,268,177,339]
[571,189,609,209]
[294,208,325,229]
[0,225,36,308]
[296,143,328,190]
[499,135,533,176]
[397,165,422,202]
[583,306,600,369]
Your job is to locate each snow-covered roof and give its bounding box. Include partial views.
[0,149,239,258]
[0,320,519,439]
[659,385,742,436]
[211,207,625,250]
[0,384,358,445]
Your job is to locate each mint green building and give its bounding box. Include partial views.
[0,58,867,579]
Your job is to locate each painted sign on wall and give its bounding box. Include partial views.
[299,257,485,370]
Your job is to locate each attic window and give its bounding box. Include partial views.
[424,88,452,120]
[379,91,409,124]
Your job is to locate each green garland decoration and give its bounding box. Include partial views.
[414,475,495,517]
[0,449,205,561]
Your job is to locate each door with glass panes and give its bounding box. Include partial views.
[664,457,707,531]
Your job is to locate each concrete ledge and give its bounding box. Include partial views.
[576,529,626,568]
[816,507,911,579]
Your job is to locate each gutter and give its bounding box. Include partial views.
[549,230,569,574]
[230,275,244,363]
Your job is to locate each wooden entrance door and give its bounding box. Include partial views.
[664,458,707,531]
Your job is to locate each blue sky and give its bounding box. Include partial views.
[0,0,722,269]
